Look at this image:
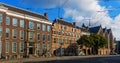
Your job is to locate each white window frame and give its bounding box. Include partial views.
[37,33,40,41]
[12,29,17,39]
[12,42,17,53]
[12,18,18,26]
[6,16,10,25]
[47,25,51,32]
[37,23,41,30]
[20,42,24,53]
[0,26,2,37]
[20,30,24,40]
[6,28,10,38]
[37,43,40,51]
[20,20,24,28]
[0,14,3,22]
[29,21,34,29]
[29,32,34,40]
[48,35,51,42]
[42,24,46,31]
[6,41,9,53]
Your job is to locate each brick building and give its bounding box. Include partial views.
[89,25,114,55]
[0,3,52,59]
[52,18,81,56]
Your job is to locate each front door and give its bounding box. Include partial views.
[29,47,33,54]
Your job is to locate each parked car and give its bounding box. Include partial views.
[78,51,85,56]
[110,52,117,55]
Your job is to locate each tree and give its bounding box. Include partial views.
[90,34,107,54]
[77,33,108,55]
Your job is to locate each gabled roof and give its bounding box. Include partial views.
[0,3,48,20]
[89,26,101,33]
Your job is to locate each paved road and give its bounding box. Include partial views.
[23,55,120,63]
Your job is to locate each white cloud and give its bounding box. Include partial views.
[62,0,120,40]
[22,0,120,40]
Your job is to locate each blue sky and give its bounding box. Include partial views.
[0,0,120,40]
[1,0,120,21]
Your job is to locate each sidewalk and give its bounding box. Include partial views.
[1,56,59,63]
[1,55,120,63]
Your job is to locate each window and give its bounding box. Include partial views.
[12,29,17,38]
[37,43,40,51]
[6,17,10,25]
[58,38,62,43]
[47,25,51,32]
[48,35,51,42]
[42,44,46,53]
[43,35,46,41]
[20,30,24,40]
[6,42,9,53]
[66,38,68,44]
[47,44,50,51]
[37,23,41,29]
[54,38,57,43]
[61,38,64,44]
[29,32,34,40]
[0,14,3,22]
[20,42,24,52]
[12,18,18,26]
[62,32,64,35]
[53,31,56,34]
[54,44,56,50]
[29,21,34,29]
[42,24,46,31]
[0,27,2,36]
[61,25,65,30]
[12,42,17,53]
[72,28,75,32]
[37,33,40,40]
[20,20,24,28]
[6,28,10,38]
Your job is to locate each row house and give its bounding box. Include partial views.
[52,18,81,56]
[0,3,115,59]
[0,3,52,59]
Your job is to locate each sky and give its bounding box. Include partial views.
[1,0,120,40]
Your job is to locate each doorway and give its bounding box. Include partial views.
[29,47,34,54]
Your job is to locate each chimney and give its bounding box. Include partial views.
[73,22,76,26]
[44,13,48,18]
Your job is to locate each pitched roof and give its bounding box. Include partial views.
[53,18,78,28]
[0,3,48,20]
[89,26,101,33]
